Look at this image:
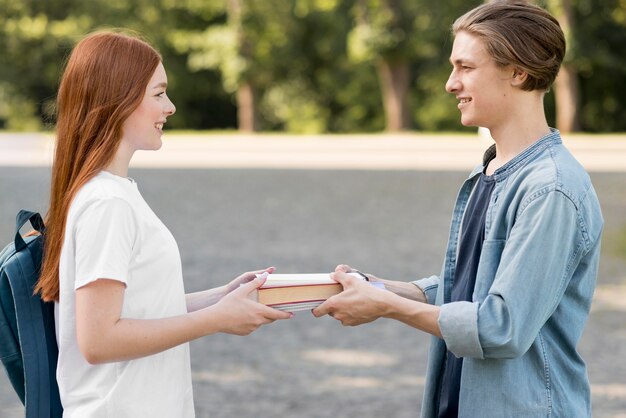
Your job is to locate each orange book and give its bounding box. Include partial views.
[248,273,363,312]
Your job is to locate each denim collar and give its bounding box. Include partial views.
[468,128,562,181]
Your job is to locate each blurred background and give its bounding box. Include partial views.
[1,0,626,417]
[1,0,625,134]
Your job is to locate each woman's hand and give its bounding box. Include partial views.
[186,267,276,312]
[223,266,276,295]
[75,275,292,364]
[213,275,292,335]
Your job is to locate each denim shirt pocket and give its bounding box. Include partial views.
[473,239,505,301]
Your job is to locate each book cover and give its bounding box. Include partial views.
[249,273,364,312]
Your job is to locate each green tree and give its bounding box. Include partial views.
[261,0,384,133]
[0,0,235,131]
[539,0,625,132]
[545,0,581,132]
[573,0,626,132]
[0,0,90,130]
[1,0,623,133]
[347,0,484,132]
[347,0,417,131]
[168,0,296,132]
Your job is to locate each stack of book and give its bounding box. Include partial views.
[248,273,385,312]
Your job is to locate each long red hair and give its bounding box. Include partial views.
[36,31,161,302]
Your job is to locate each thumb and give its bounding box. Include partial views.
[238,274,267,294]
[335,264,352,273]
[330,271,356,287]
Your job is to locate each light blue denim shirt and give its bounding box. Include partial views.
[414,130,603,417]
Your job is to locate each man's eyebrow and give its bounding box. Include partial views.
[450,58,472,65]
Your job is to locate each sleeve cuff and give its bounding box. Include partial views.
[439,301,484,359]
[75,270,128,290]
[412,275,439,305]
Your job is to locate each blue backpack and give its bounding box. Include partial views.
[0,210,63,418]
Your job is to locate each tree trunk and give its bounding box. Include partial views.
[227,0,259,132]
[549,0,581,132]
[236,81,259,132]
[376,58,411,132]
[554,65,580,132]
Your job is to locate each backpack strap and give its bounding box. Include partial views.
[14,210,45,252]
[8,211,62,418]
[0,259,25,404]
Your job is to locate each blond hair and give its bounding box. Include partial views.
[453,1,565,92]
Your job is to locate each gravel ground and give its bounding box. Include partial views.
[1,167,624,418]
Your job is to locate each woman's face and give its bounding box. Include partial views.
[445,31,516,131]
[121,62,176,152]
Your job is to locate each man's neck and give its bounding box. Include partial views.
[486,125,551,175]
[485,98,551,175]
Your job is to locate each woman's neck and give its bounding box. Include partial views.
[105,144,133,178]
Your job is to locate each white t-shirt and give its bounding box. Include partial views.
[55,171,195,418]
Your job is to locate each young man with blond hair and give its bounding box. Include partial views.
[315,2,603,417]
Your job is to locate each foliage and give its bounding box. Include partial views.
[573,0,626,131]
[0,0,236,130]
[0,0,624,132]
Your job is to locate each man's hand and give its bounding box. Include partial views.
[312,271,390,326]
[335,264,427,303]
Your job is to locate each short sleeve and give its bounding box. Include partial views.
[74,197,137,289]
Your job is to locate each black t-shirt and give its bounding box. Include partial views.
[437,173,496,418]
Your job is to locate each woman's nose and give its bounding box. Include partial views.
[165,96,176,116]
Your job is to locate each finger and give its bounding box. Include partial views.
[261,306,292,320]
[236,273,257,285]
[269,309,293,320]
[239,267,275,283]
[335,264,352,273]
[253,274,268,288]
[330,271,358,286]
[250,266,275,276]
[312,299,332,317]
[237,275,267,294]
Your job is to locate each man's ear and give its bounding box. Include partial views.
[511,68,528,87]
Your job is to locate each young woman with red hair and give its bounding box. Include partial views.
[35,31,291,417]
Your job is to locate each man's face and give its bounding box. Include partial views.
[446,31,516,131]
